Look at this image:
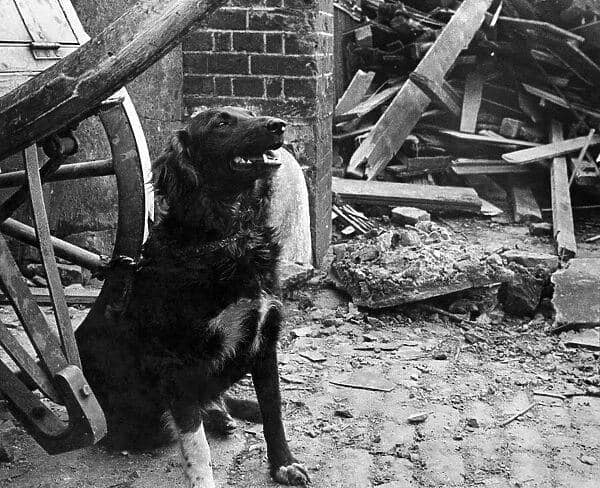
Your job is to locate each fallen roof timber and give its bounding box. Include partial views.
[347,0,494,180]
[549,121,577,261]
[502,135,600,164]
[334,69,376,115]
[332,177,482,214]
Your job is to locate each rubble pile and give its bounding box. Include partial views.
[333,0,600,260]
[330,220,506,308]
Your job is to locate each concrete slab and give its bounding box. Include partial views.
[552,258,600,332]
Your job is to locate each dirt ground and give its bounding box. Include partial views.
[1,217,600,488]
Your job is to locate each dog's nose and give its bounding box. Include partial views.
[266,118,286,134]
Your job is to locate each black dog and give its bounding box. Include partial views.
[76,107,309,487]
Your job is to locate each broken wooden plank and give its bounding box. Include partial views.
[548,41,600,87]
[451,158,530,175]
[502,135,600,164]
[508,181,542,223]
[552,258,600,333]
[386,156,452,177]
[347,0,494,179]
[332,177,482,213]
[334,69,376,115]
[334,84,402,123]
[521,83,600,119]
[460,70,484,133]
[549,121,577,261]
[497,16,586,44]
[409,72,461,117]
[568,154,600,186]
[438,129,540,147]
[572,21,600,49]
[0,286,99,306]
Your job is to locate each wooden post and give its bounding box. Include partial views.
[549,121,577,260]
[0,0,226,161]
[346,0,493,180]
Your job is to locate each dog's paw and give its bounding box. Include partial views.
[273,463,310,486]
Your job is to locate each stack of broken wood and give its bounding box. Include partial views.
[333,0,600,260]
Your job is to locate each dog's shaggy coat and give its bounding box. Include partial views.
[76,107,309,487]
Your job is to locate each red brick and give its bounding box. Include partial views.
[232,77,265,97]
[233,32,264,53]
[265,0,283,7]
[231,0,261,6]
[215,77,233,97]
[182,31,213,51]
[251,55,317,76]
[183,76,215,95]
[215,32,232,51]
[266,34,283,53]
[284,0,317,7]
[208,8,247,30]
[248,11,288,31]
[284,77,317,99]
[284,33,317,54]
[266,78,283,98]
[208,53,250,74]
[183,52,209,73]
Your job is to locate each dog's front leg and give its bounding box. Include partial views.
[252,345,310,486]
[168,404,215,488]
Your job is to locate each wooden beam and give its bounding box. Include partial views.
[549,121,577,261]
[521,83,600,119]
[409,72,461,117]
[460,70,484,133]
[334,70,376,115]
[502,135,600,164]
[332,177,482,214]
[0,0,226,161]
[569,154,600,186]
[451,158,530,175]
[347,0,494,180]
[334,84,401,123]
[438,129,540,147]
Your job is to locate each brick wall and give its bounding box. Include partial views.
[182,0,334,266]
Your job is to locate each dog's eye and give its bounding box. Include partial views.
[217,121,228,127]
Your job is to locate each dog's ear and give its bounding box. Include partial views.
[152,130,199,199]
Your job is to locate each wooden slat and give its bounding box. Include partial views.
[549,121,576,261]
[572,21,600,49]
[0,0,227,161]
[502,135,600,164]
[451,158,530,175]
[497,16,585,44]
[409,73,461,117]
[521,83,600,119]
[332,177,482,213]
[334,84,402,122]
[347,0,494,180]
[334,70,376,115]
[438,129,540,147]
[460,71,484,133]
[24,146,80,369]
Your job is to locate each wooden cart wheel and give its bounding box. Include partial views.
[0,87,151,454]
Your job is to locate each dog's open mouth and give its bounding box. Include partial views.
[230,149,282,172]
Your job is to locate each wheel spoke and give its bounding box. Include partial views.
[0,321,60,402]
[0,232,68,376]
[0,150,64,225]
[25,145,81,369]
[0,218,104,271]
[0,159,114,189]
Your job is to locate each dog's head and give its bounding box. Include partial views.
[153,107,286,199]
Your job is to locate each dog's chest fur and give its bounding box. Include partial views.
[123,180,280,361]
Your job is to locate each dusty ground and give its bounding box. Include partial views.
[1,217,600,488]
